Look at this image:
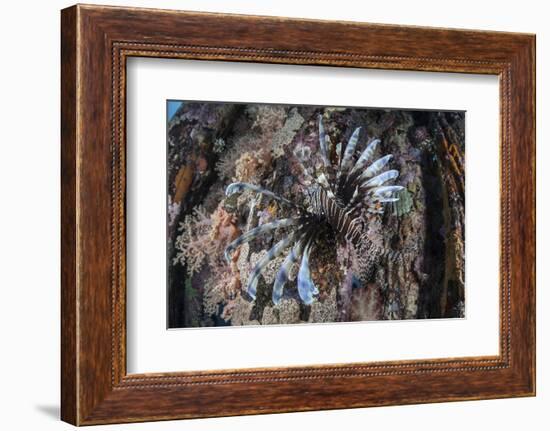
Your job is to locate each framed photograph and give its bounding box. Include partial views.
[61,4,535,425]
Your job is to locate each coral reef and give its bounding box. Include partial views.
[224,116,404,306]
[174,206,214,276]
[167,102,466,328]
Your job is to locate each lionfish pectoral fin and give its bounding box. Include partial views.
[297,243,317,305]
[223,218,298,262]
[247,233,295,300]
[272,242,302,305]
[225,182,295,207]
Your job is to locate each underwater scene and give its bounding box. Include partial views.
[167,101,465,328]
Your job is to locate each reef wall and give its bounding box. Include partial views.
[166,102,465,328]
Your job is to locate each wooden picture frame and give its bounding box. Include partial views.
[61,4,535,425]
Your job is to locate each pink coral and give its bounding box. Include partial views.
[174,206,214,276]
[174,203,241,276]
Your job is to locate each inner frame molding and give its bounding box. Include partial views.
[125,49,508,374]
[61,4,534,425]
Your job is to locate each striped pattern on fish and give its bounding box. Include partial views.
[223,115,408,305]
[310,188,363,244]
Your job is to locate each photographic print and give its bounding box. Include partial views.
[167,101,465,328]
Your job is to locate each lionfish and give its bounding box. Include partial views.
[224,115,404,306]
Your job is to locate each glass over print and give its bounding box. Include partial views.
[167,101,466,328]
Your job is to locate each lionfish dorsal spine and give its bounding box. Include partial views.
[363,169,399,189]
[318,115,331,168]
[361,154,393,181]
[339,126,361,176]
[348,138,380,178]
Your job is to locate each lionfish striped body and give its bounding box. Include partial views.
[225,115,404,305]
